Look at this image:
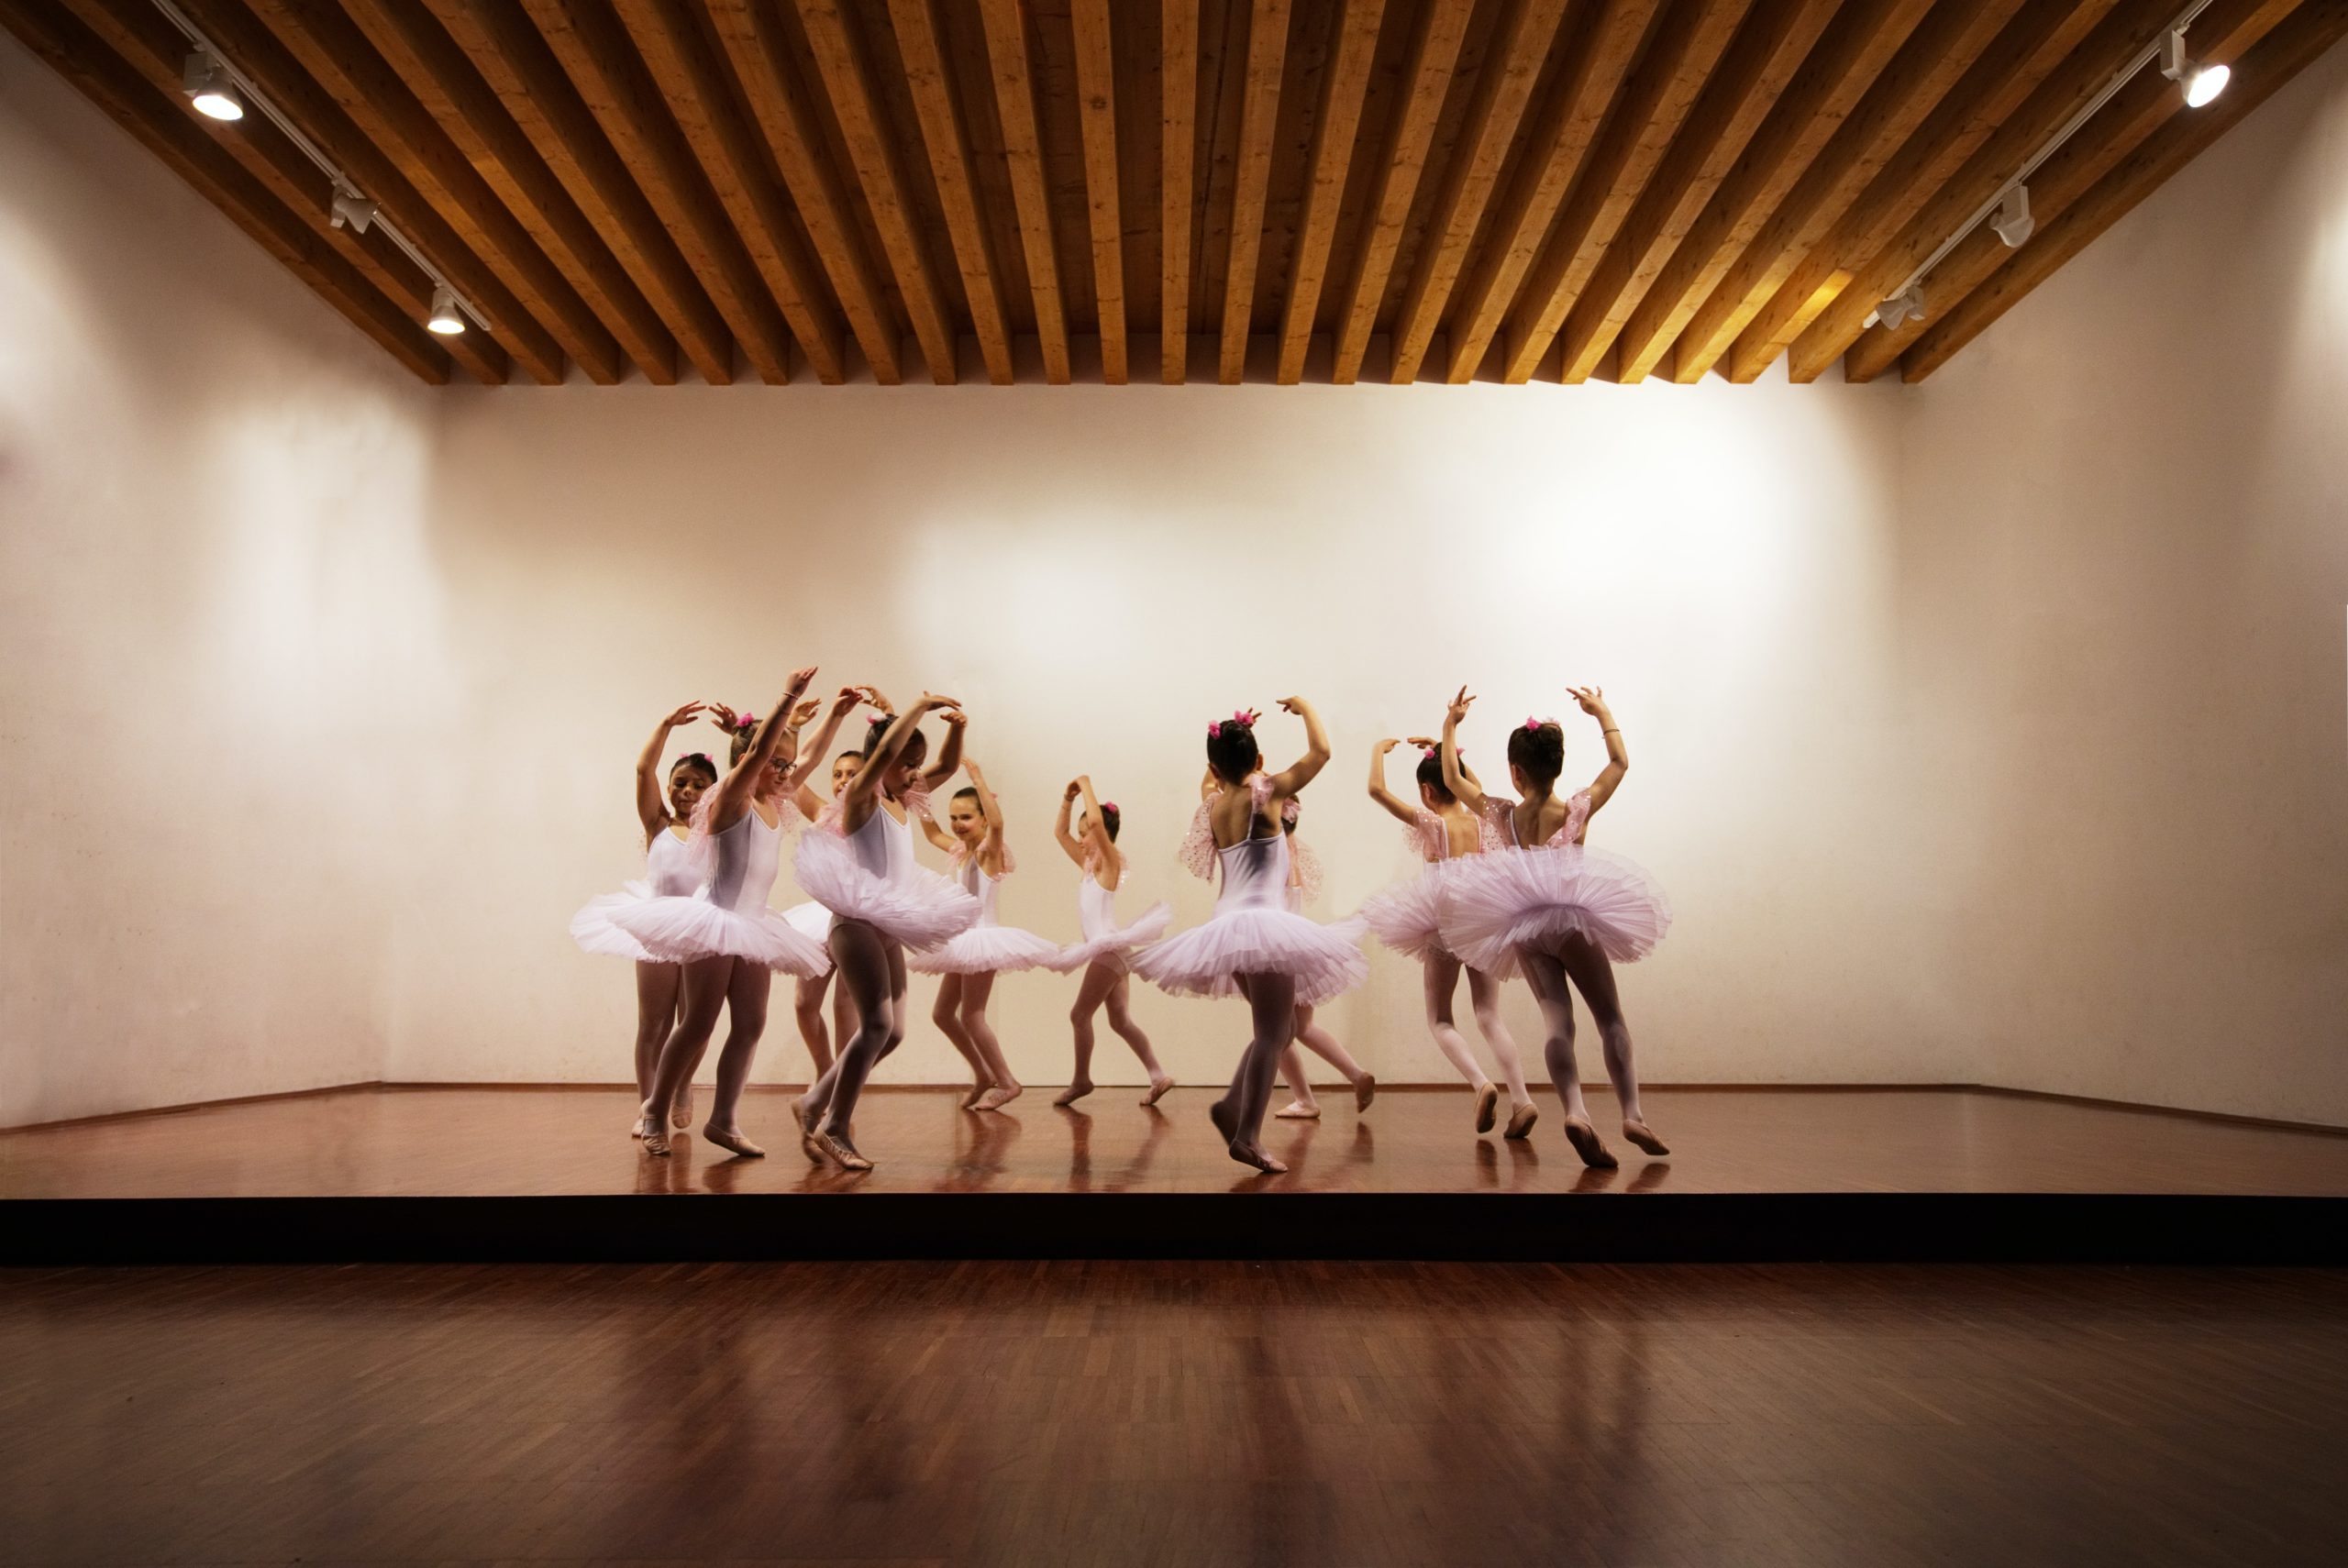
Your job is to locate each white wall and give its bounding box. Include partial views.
[0,37,443,1124]
[1902,42,2348,1125]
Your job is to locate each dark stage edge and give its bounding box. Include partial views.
[11,1190,2345,1265]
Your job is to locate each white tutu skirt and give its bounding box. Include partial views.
[794,829,981,951]
[1048,901,1172,975]
[570,881,659,963]
[908,922,1063,976]
[1132,908,1368,1007]
[781,900,833,944]
[606,894,834,977]
[1437,845,1672,972]
[1360,867,1516,978]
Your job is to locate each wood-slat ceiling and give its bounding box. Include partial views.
[8,0,2342,388]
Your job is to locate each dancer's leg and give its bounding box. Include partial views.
[931,975,993,1108]
[792,971,836,1078]
[702,962,774,1157]
[1520,946,1613,1169]
[1057,963,1114,1106]
[639,955,735,1155]
[1466,964,1537,1138]
[1421,953,1499,1130]
[1103,971,1173,1104]
[1275,1037,1321,1119]
[631,960,682,1133]
[1211,974,1298,1174]
[1557,934,1667,1155]
[1294,1003,1374,1111]
[964,974,1023,1110]
[815,924,903,1167]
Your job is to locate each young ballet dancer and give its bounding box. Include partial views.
[1437,686,1673,1168]
[1267,797,1377,1121]
[1135,701,1367,1174]
[1047,776,1173,1108]
[569,701,723,1136]
[792,694,982,1171]
[908,758,1060,1110]
[1363,734,1537,1137]
[781,686,893,1077]
[613,668,837,1158]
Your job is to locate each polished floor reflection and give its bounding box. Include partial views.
[6,1083,2345,1198]
[2,1259,2343,1566]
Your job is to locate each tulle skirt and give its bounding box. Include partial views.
[781,900,833,944]
[1132,905,1368,1007]
[1048,901,1172,975]
[795,828,981,951]
[908,922,1064,976]
[1360,867,1516,978]
[606,894,834,977]
[571,881,660,964]
[1437,845,1672,973]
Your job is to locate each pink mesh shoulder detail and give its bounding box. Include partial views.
[1405,808,1445,860]
[1177,798,1218,881]
[1479,795,1518,848]
[1555,790,1594,848]
[1291,838,1324,903]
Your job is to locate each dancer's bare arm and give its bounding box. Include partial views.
[786,687,862,801]
[635,701,706,841]
[1367,738,1417,825]
[1263,696,1330,800]
[965,759,1007,876]
[1571,686,1629,813]
[848,692,957,819]
[709,668,816,830]
[1054,782,1087,867]
[1076,775,1118,891]
[1438,687,1488,815]
[921,705,968,792]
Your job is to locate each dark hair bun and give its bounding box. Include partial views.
[1413,750,1455,803]
[1098,803,1122,843]
[1506,720,1565,785]
[1204,712,1260,783]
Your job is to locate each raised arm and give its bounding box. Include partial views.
[1570,686,1629,812]
[1438,686,1488,815]
[634,701,706,839]
[707,667,816,828]
[915,804,959,854]
[964,758,1006,865]
[921,705,968,792]
[1053,780,1088,867]
[1366,738,1418,825]
[1408,734,1480,790]
[785,686,863,802]
[1263,696,1331,799]
[847,691,957,812]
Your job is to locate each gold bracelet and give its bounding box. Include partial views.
[1602,727,1620,735]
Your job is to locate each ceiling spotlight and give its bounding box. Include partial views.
[181,50,243,121]
[2160,28,2229,107]
[1991,185,2034,248]
[1871,284,1927,332]
[329,189,378,234]
[426,284,467,336]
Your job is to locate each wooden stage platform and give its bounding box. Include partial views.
[7,1084,2344,1265]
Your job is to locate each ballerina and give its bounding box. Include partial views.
[1266,796,1377,1121]
[792,693,983,1171]
[613,668,837,1158]
[568,701,723,1138]
[1436,686,1672,1167]
[1134,701,1366,1174]
[1363,734,1536,1138]
[908,758,1059,1110]
[781,685,893,1077]
[1046,775,1173,1108]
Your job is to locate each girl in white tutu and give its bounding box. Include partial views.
[1135,700,1366,1175]
[791,694,982,1171]
[568,701,722,1138]
[781,686,893,1077]
[909,759,1058,1110]
[1267,798,1376,1121]
[1047,775,1173,1108]
[1436,686,1672,1167]
[1364,735,1535,1138]
[617,669,837,1158]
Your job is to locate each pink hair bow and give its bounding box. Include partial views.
[737,712,760,730]
[1208,721,1222,737]
[1232,709,1250,724]
[1102,801,1118,812]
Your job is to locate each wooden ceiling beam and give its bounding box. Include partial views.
[1500,0,1752,384]
[1556,0,1834,384]
[977,0,1070,382]
[1329,0,1474,384]
[1387,0,1572,384]
[887,0,1013,384]
[174,0,566,382]
[1669,0,2022,383]
[54,0,504,383]
[1161,0,1197,383]
[1899,0,2348,382]
[424,0,735,384]
[338,0,676,384]
[1839,0,2308,381]
[692,0,908,383]
[237,0,621,383]
[1444,0,1659,384]
[525,0,825,384]
[1611,0,1932,385]
[0,0,456,382]
[1068,0,1127,383]
[1274,0,1386,385]
[1216,0,1293,383]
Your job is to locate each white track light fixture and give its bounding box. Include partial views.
[329,189,378,234]
[1870,284,1927,332]
[1991,186,2035,248]
[180,49,242,120]
[426,285,467,336]
[2161,28,2230,106]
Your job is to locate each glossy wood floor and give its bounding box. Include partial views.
[3,1259,2343,1566]
[5,1085,2346,1199]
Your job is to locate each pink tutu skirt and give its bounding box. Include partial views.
[794,829,980,951]
[1132,908,1368,1007]
[606,894,833,977]
[1360,865,1519,978]
[1437,845,1672,972]
[1047,902,1172,975]
[909,922,1063,976]
[781,900,832,944]
[570,881,659,962]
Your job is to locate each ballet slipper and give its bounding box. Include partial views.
[1561,1117,1618,1170]
[1274,1100,1321,1121]
[1354,1074,1376,1113]
[812,1130,873,1173]
[642,1124,673,1157]
[1504,1102,1539,1141]
[975,1084,1024,1111]
[1473,1083,1499,1134]
[671,1083,693,1130]
[792,1093,822,1135]
[1053,1080,1094,1107]
[1226,1141,1288,1176]
[1621,1120,1670,1157]
[1142,1075,1176,1107]
[703,1124,765,1159]
[631,1115,650,1139]
[800,1130,827,1166]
